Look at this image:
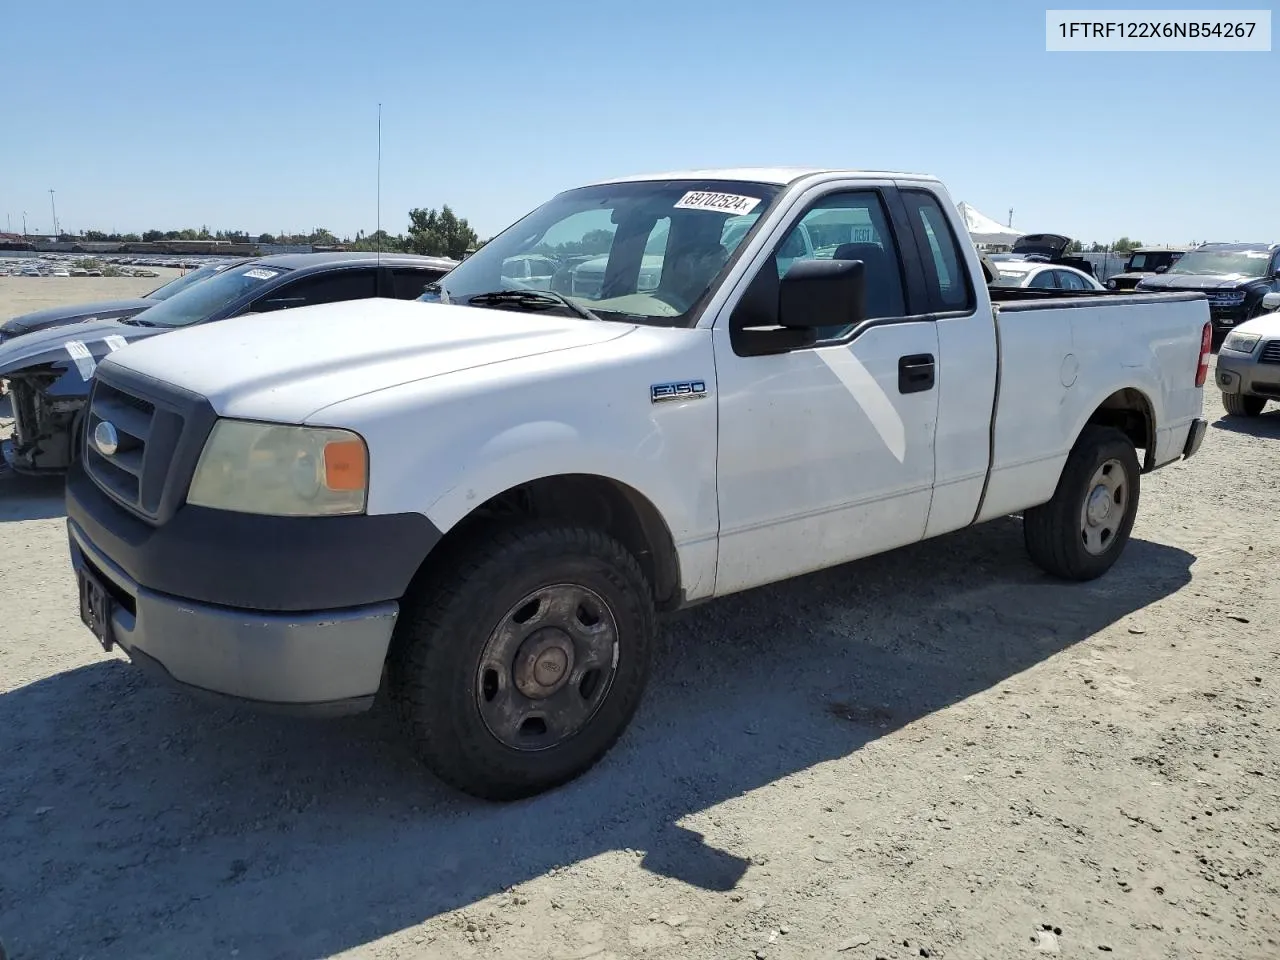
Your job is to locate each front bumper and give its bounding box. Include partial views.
[64,457,443,713]
[1209,304,1250,329]
[69,519,398,714]
[1215,351,1280,399]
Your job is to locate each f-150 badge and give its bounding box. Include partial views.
[650,380,708,403]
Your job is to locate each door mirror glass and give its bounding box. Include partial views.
[1262,291,1280,312]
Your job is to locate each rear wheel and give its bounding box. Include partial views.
[1023,425,1140,581]
[1222,392,1266,417]
[388,522,655,801]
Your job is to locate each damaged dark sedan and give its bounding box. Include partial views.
[0,252,457,476]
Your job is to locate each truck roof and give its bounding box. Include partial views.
[587,167,941,187]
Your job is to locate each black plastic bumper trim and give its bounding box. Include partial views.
[65,458,441,613]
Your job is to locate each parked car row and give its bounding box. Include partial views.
[0,252,457,475]
[27,166,1214,801]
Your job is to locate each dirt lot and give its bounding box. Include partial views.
[1,280,1278,960]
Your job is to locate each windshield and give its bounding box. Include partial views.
[431,179,782,325]
[1169,250,1271,278]
[144,261,233,301]
[129,263,291,328]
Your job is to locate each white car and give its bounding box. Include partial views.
[66,166,1211,800]
[1214,291,1280,416]
[991,261,1105,291]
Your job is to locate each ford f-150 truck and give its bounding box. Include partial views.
[65,168,1212,801]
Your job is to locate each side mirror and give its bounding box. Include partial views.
[1262,291,1280,312]
[1154,265,1169,273]
[730,258,867,356]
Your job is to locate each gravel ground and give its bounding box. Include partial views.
[1,282,1278,960]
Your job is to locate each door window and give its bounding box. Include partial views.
[1028,270,1058,289]
[771,191,907,339]
[253,269,378,312]
[390,267,447,299]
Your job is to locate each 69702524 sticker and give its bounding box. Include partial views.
[673,191,762,216]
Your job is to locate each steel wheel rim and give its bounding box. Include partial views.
[475,583,620,752]
[1079,457,1127,556]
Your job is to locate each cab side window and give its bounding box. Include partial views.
[1028,270,1057,289]
[772,191,907,339]
[902,189,975,311]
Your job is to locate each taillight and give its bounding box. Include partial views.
[1195,321,1211,387]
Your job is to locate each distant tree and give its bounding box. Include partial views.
[121,233,141,243]
[406,204,479,260]
[257,233,276,244]
[84,230,110,241]
[309,227,338,246]
[1111,237,1142,253]
[1067,239,1084,253]
[142,230,165,242]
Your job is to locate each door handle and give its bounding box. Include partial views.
[898,354,935,394]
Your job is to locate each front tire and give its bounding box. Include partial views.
[1023,425,1140,581]
[1222,392,1266,417]
[388,522,656,801]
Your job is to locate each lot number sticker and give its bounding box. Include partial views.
[243,268,279,280]
[674,191,762,216]
[65,340,96,379]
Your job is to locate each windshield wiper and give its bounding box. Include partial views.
[117,316,160,327]
[466,289,601,323]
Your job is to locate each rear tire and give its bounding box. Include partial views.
[1222,392,1266,417]
[387,522,655,801]
[1023,425,1140,581]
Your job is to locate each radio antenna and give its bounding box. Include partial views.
[376,102,382,265]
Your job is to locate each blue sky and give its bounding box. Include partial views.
[1,0,1275,245]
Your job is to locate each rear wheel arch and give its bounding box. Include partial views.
[1081,387,1155,470]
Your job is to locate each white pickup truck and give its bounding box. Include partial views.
[66,168,1212,800]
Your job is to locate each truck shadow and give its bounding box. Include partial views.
[1209,408,1280,439]
[0,472,66,522]
[0,519,1195,960]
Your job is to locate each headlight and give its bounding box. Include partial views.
[187,419,368,516]
[1222,332,1261,354]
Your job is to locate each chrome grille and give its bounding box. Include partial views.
[1259,341,1280,365]
[83,377,187,518]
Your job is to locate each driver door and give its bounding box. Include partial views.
[712,185,940,595]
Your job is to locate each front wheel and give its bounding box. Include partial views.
[1023,425,1141,581]
[388,523,656,801]
[1222,392,1266,417]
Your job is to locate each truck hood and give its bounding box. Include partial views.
[0,316,164,377]
[0,297,154,340]
[1137,273,1258,291]
[100,297,637,422]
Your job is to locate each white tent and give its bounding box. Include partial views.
[956,202,1024,248]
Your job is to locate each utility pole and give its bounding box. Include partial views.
[49,189,58,238]
[21,212,28,236]
[1007,208,1014,228]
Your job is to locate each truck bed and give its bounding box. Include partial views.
[976,289,1210,523]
